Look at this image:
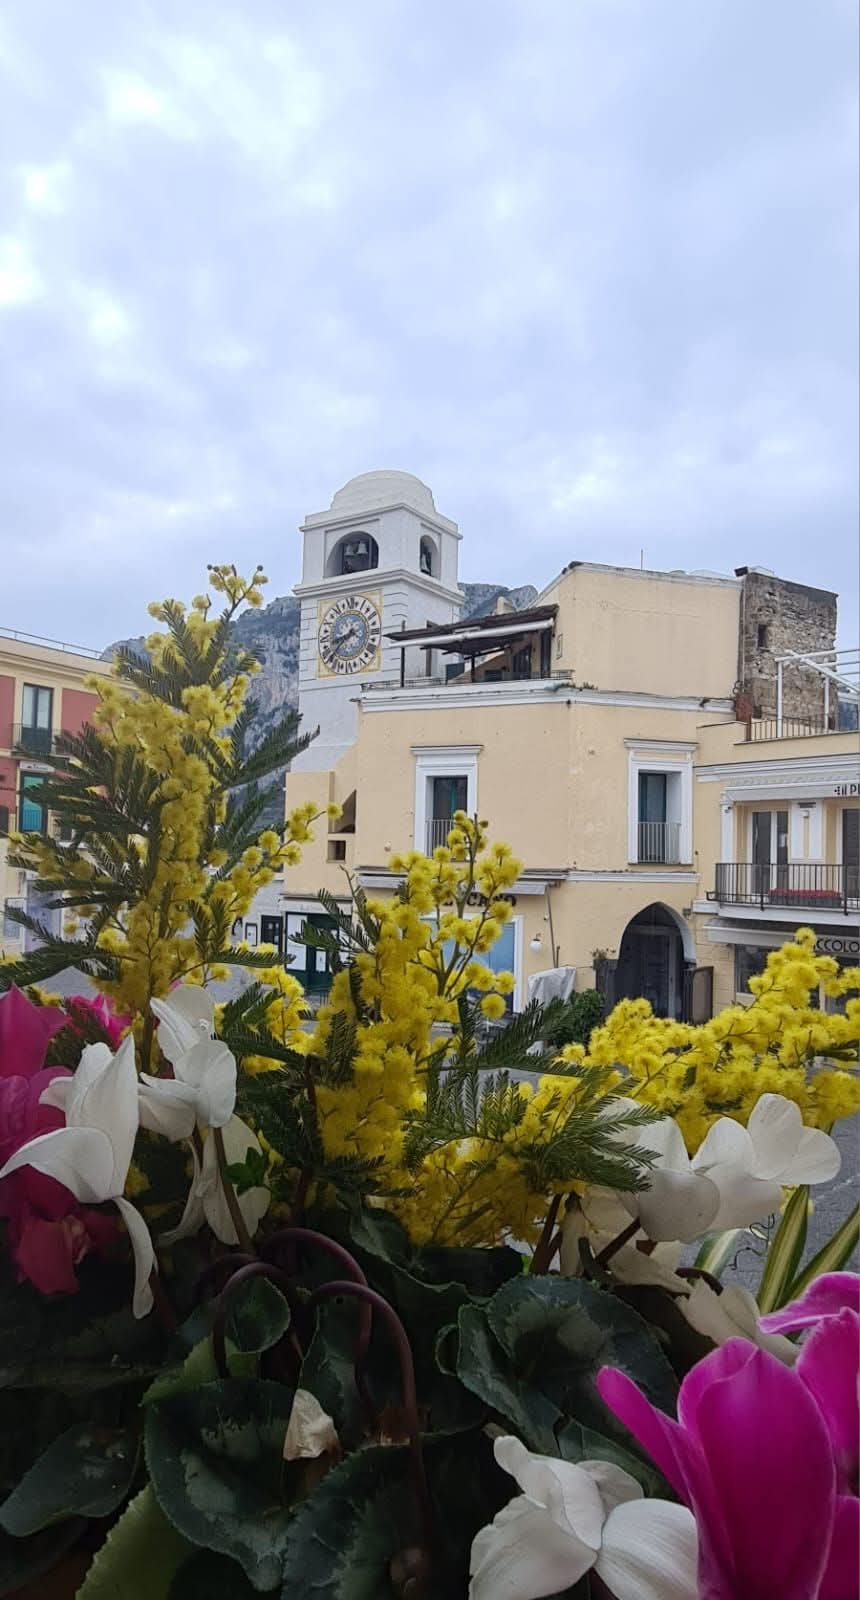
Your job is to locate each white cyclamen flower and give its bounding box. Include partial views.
[559,1191,688,1293]
[0,1037,155,1318]
[679,1279,798,1364]
[690,1093,840,1230]
[160,1114,270,1247]
[139,987,236,1135]
[469,1436,697,1600]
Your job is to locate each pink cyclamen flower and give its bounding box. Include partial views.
[760,1272,860,1334]
[597,1337,858,1599]
[63,993,131,1049]
[0,985,66,1079]
[0,987,118,1295]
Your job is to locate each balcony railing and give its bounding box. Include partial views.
[637,820,682,864]
[745,717,834,742]
[426,817,458,853]
[714,862,860,913]
[12,723,56,757]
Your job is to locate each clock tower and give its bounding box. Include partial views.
[291,471,463,770]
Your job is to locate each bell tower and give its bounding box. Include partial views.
[292,471,462,770]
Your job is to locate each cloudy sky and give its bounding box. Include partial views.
[1,0,858,649]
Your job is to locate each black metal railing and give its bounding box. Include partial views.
[745,717,834,742]
[714,862,860,913]
[11,723,56,757]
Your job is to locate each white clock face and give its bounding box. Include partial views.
[318,594,382,675]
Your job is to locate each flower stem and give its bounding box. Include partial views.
[530,1194,562,1274]
[596,1216,641,1266]
[213,1125,255,1255]
[148,1267,177,1334]
[308,1281,433,1565]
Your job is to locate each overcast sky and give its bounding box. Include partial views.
[1,0,858,650]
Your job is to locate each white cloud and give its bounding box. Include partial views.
[19,161,73,214]
[0,236,40,306]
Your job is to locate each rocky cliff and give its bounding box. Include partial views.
[106,582,538,787]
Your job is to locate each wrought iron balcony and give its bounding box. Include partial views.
[713,862,860,914]
[637,820,682,864]
[12,723,56,757]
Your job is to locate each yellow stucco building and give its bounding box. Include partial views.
[260,472,859,1018]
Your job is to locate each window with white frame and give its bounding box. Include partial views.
[412,745,480,855]
[626,744,694,864]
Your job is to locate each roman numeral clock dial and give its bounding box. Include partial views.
[317,594,382,676]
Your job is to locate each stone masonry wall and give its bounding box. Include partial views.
[737,570,837,724]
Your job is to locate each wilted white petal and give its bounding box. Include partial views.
[284,1390,340,1461]
[115,1196,155,1319]
[680,1280,798,1364]
[200,1116,270,1244]
[0,1126,115,1204]
[151,987,214,1066]
[179,1038,237,1129]
[138,1075,198,1141]
[597,1497,698,1600]
[608,1242,688,1292]
[469,1495,595,1600]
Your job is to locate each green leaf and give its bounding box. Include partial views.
[168,1549,262,1597]
[693,1229,750,1279]
[76,1485,190,1600]
[225,1147,269,1195]
[145,1378,296,1592]
[0,1521,86,1599]
[142,1335,254,1405]
[280,1431,508,1600]
[0,1426,138,1537]
[757,1186,809,1313]
[787,1203,860,1300]
[456,1277,678,1456]
[225,1276,291,1357]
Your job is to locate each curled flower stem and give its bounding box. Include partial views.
[212,1260,304,1380]
[677,1266,724,1294]
[262,1228,374,1421]
[212,1125,256,1255]
[307,1280,433,1563]
[194,1252,257,1304]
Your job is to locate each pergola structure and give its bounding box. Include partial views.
[384,604,558,686]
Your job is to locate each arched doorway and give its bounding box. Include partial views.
[615,903,691,1019]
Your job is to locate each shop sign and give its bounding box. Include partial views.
[816,934,860,959]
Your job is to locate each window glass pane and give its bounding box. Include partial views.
[20,775,44,832]
[22,685,52,728]
[735,944,769,993]
[776,811,789,866]
[843,809,860,869]
[431,775,468,818]
[638,773,667,823]
[752,812,771,865]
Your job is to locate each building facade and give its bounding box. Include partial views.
[0,629,110,956]
[254,472,860,1017]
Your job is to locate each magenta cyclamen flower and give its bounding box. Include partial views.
[597,1335,858,1600]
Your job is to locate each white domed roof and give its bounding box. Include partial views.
[330,470,436,516]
